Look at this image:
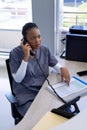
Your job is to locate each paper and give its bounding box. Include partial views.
[48,77,87,98]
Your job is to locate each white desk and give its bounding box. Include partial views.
[7,59,87,130]
[50,107,87,130]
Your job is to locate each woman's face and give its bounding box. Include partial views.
[26,27,42,50]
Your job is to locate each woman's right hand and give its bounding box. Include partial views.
[21,40,32,62]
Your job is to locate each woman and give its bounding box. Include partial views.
[9,22,70,117]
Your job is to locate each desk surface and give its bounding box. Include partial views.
[7,59,87,130]
[50,107,87,130]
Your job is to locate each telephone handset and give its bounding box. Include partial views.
[23,37,35,56]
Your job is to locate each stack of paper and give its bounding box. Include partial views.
[48,76,87,98]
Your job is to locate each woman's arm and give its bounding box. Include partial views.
[12,60,28,83]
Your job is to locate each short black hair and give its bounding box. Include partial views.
[22,22,39,37]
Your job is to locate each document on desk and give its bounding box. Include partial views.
[48,76,87,98]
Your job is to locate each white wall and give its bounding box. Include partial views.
[32,0,56,54]
[31,0,63,55]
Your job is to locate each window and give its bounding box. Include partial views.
[63,0,87,29]
[0,0,32,30]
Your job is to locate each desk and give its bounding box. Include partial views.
[50,107,87,130]
[7,59,87,130]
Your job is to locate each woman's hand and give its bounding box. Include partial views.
[21,40,32,62]
[60,67,70,85]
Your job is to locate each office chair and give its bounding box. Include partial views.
[5,59,23,125]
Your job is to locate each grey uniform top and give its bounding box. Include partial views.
[9,45,58,116]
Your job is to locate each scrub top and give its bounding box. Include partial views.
[9,45,58,116]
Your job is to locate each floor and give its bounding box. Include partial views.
[0,57,14,130]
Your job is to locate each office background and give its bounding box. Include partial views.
[0,0,87,130]
[0,1,62,129]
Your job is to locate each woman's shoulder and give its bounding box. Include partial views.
[11,45,22,53]
[41,44,49,51]
[10,45,23,58]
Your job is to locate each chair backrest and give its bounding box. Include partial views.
[5,58,23,124]
[6,59,14,95]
